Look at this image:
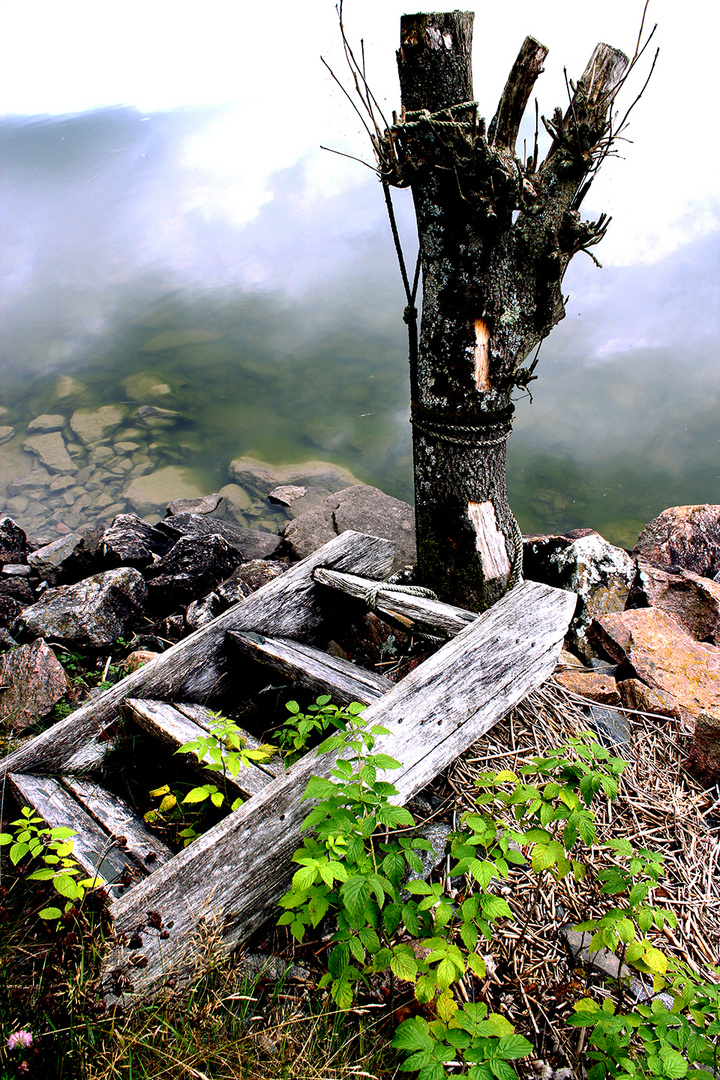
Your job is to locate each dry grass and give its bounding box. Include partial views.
[444,679,720,1063]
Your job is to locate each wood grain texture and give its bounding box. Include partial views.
[102,579,574,1003]
[488,35,548,150]
[64,776,174,870]
[0,532,395,777]
[125,699,275,800]
[313,568,477,638]
[7,773,141,895]
[227,631,391,706]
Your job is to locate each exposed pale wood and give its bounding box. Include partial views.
[488,35,548,150]
[125,699,275,800]
[63,777,174,870]
[313,567,476,638]
[467,501,512,582]
[227,631,391,707]
[0,532,395,777]
[7,773,141,895]
[102,579,575,1002]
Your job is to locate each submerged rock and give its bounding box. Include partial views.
[123,466,209,517]
[633,504,720,579]
[69,406,126,446]
[21,568,147,647]
[26,415,66,433]
[0,639,68,730]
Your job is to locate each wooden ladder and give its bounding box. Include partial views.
[0,530,575,1004]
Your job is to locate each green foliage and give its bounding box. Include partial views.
[277,694,344,763]
[279,715,718,1079]
[0,806,101,921]
[278,697,535,1077]
[176,708,276,813]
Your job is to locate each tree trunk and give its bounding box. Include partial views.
[389,12,628,608]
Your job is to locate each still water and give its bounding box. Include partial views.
[1,108,718,550]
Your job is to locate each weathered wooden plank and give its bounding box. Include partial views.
[63,777,174,871]
[226,631,392,707]
[0,532,395,776]
[7,773,141,895]
[313,567,477,638]
[125,699,275,800]
[102,579,575,1002]
[173,702,282,777]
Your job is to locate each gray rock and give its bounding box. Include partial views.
[166,492,224,517]
[586,705,632,748]
[27,532,86,581]
[282,485,416,573]
[145,534,243,607]
[21,568,148,647]
[100,513,174,567]
[524,530,635,660]
[158,513,282,561]
[114,441,141,453]
[185,592,224,630]
[2,564,31,576]
[0,426,14,446]
[0,639,69,730]
[0,518,29,565]
[268,484,307,507]
[215,560,287,605]
[70,406,126,445]
[27,414,66,433]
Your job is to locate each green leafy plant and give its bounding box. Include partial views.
[279,715,714,1080]
[277,698,535,1078]
[568,961,720,1080]
[277,694,343,763]
[0,806,102,921]
[176,709,276,813]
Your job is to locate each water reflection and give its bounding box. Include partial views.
[1,107,718,550]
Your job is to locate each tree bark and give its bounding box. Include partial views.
[389,13,628,609]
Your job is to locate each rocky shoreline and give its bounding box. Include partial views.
[1,471,719,781]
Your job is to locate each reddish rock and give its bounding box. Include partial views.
[589,607,720,730]
[616,678,681,721]
[687,712,720,782]
[633,505,720,578]
[630,559,720,644]
[124,649,161,673]
[553,668,621,706]
[0,639,68,730]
